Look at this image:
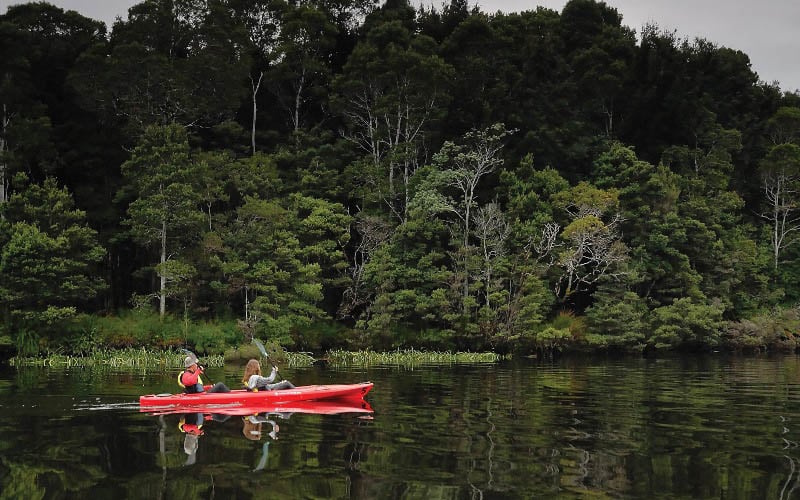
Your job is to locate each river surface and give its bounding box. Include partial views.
[0,355,799,499]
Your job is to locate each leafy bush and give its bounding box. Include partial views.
[50,310,240,355]
[585,290,647,349]
[648,298,725,349]
[533,327,573,350]
[723,307,800,352]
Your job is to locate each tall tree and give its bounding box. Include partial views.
[758,143,800,271]
[270,3,338,135]
[0,16,61,204]
[217,196,326,344]
[429,124,510,312]
[229,0,283,154]
[120,124,203,317]
[333,7,453,222]
[549,181,628,302]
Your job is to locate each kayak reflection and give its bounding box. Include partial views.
[146,399,373,468]
[242,412,287,441]
[241,412,293,471]
[178,412,231,465]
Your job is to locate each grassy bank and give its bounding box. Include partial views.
[324,349,506,366]
[9,348,225,369]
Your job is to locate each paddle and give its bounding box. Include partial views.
[179,348,199,367]
[252,338,277,371]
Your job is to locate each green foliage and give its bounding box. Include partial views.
[585,282,647,349]
[326,348,503,367]
[532,327,572,351]
[10,347,224,368]
[722,307,800,352]
[0,177,105,342]
[60,311,240,355]
[649,298,725,349]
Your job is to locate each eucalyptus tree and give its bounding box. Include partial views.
[549,181,628,302]
[333,4,453,222]
[758,143,800,271]
[120,124,204,318]
[756,107,800,273]
[425,124,510,314]
[472,203,509,310]
[271,3,338,135]
[228,0,283,154]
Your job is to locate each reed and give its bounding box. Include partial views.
[325,348,506,367]
[223,344,316,367]
[9,348,225,369]
[285,352,317,367]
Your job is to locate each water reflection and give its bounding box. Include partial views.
[2,357,800,498]
[143,399,373,470]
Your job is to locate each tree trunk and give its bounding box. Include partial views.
[774,185,780,271]
[293,69,305,133]
[251,72,263,156]
[244,284,250,321]
[0,104,8,207]
[462,189,472,315]
[160,219,167,318]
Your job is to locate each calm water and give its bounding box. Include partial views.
[1,355,799,499]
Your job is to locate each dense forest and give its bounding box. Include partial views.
[2,0,800,356]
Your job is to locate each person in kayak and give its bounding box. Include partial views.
[242,415,279,441]
[241,359,296,391]
[179,412,230,465]
[180,356,231,394]
[179,412,204,466]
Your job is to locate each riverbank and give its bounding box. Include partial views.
[4,307,800,365]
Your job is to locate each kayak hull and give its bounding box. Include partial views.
[139,382,373,407]
[140,398,373,416]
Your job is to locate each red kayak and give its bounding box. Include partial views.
[139,382,373,407]
[140,398,373,416]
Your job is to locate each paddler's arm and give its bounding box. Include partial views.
[265,365,278,383]
[249,366,278,388]
[247,368,276,390]
[181,368,202,386]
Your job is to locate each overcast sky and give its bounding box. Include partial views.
[2,0,798,92]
